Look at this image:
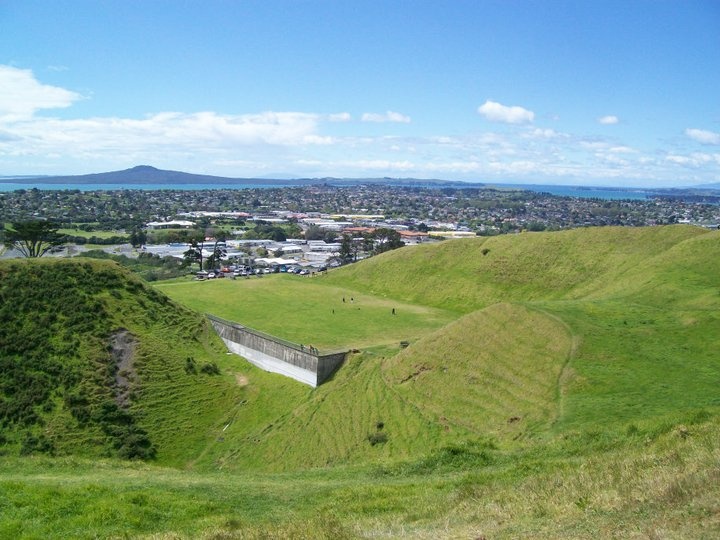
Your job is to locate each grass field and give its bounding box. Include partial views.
[58,228,128,239]
[2,412,718,538]
[155,274,457,350]
[2,225,719,537]
[156,226,720,442]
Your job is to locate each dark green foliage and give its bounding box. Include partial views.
[243,223,287,242]
[377,440,497,476]
[339,234,354,263]
[0,259,176,459]
[19,433,55,456]
[129,227,147,247]
[185,357,198,374]
[200,362,220,375]
[64,234,129,245]
[367,431,388,446]
[3,220,66,257]
[80,250,187,281]
[93,400,156,459]
[368,228,404,254]
[183,240,203,270]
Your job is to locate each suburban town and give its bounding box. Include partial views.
[2,184,719,274]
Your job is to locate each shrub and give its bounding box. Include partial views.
[20,433,55,456]
[185,357,197,374]
[368,432,388,446]
[200,362,220,375]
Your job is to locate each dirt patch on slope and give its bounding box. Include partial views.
[111,329,138,408]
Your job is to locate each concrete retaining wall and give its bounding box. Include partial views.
[208,315,346,387]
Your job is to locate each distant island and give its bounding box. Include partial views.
[0,165,465,188]
[2,165,720,203]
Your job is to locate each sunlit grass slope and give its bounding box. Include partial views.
[181,305,570,471]
[197,348,453,471]
[2,225,720,538]
[383,303,574,437]
[153,225,720,461]
[324,225,710,312]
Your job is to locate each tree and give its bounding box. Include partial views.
[205,235,227,270]
[371,228,404,254]
[304,224,323,240]
[3,220,66,257]
[183,239,204,270]
[339,234,354,264]
[128,227,147,248]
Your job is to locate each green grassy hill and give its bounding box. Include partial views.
[157,224,720,450]
[2,225,719,538]
[323,225,710,311]
[0,258,298,466]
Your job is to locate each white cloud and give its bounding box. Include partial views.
[477,100,534,124]
[0,65,81,121]
[685,128,720,145]
[327,112,352,122]
[341,159,415,171]
[608,146,636,154]
[0,65,717,186]
[666,152,720,167]
[598,115,619,125]
[523,128,567,139]
[580,141,610,151]
[361,111,411,123]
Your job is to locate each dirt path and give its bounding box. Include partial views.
[111,329,137,408]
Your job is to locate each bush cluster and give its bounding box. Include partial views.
[0,259,163,459]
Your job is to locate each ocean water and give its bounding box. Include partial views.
[495,184,650,200]
[0,180,651,200]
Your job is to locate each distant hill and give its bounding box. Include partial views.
[689,182,720,190]
[6,165,300,185]
[1,165,461,187]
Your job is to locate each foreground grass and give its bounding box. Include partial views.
[2,412,718,539]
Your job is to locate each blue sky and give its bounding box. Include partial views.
[1,0,719,186]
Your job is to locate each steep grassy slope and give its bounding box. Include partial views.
[0,259,309,466]
[323,225,710,312]
[195,348,452,471]
[156,225,720,468]
[383,303,574,437]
